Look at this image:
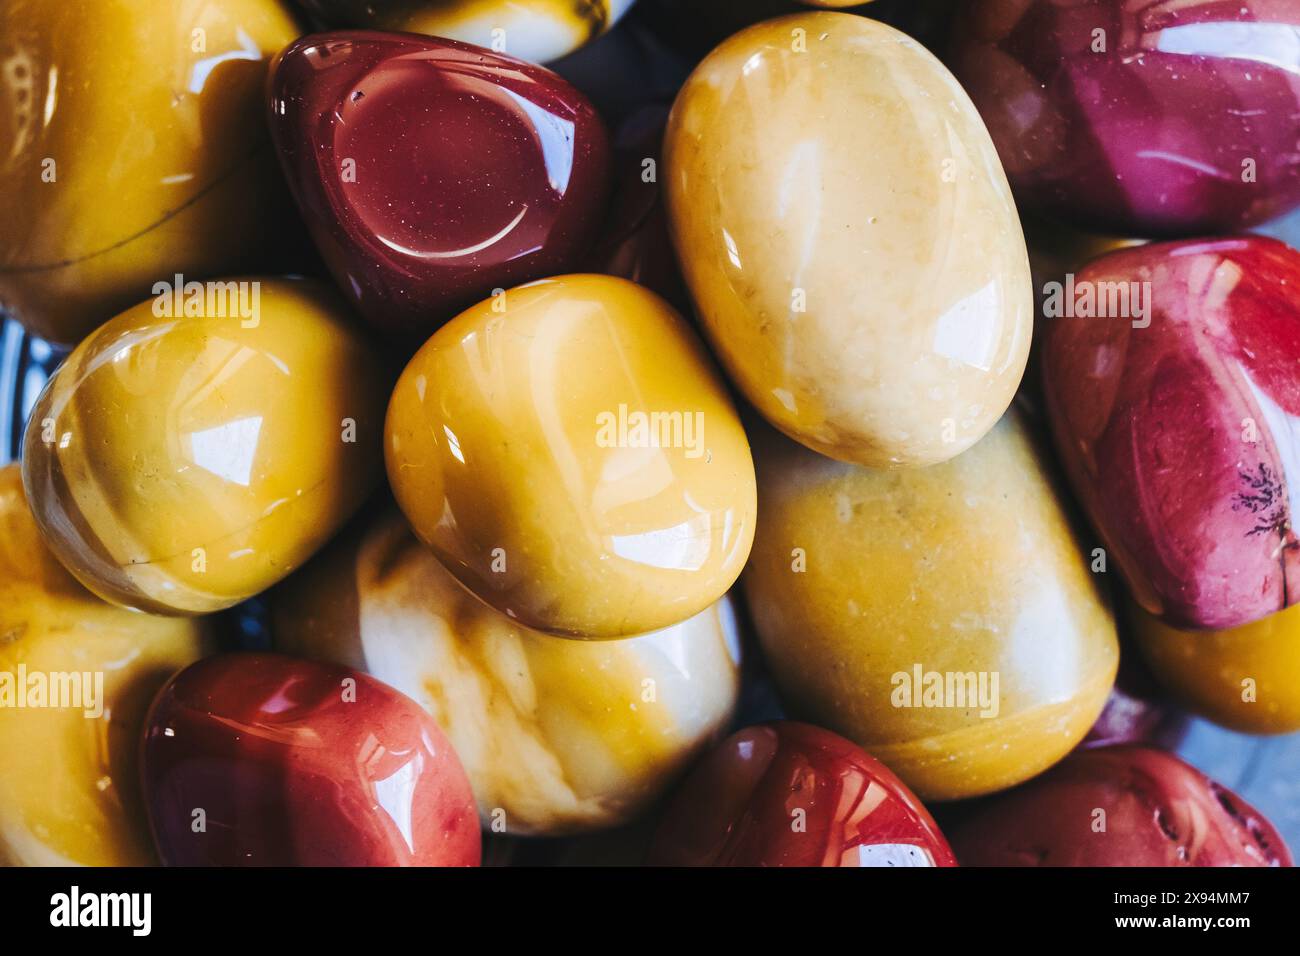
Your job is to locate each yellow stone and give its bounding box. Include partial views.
[0,0,302,345]
[22,278,388,614]
[302,0,636,63]
[385,274,756,638]
[665,13,1032,468]
[0,464,211,866]
[1132,600,1300,735]
[744,413,1118,801]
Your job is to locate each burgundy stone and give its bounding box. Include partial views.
[950,747,1292,866]
[268,31,611,344]
[648,721,956,867]
[141,653,481,867]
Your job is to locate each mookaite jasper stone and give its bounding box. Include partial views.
[273,511,741,836]
[1133,599,1300,735]
[0,0,301,345]
[295,1,637,64]
[268,31,610,344]
[1041,237,1300,631]
[649,722,956,867]
[141,653,480,866]
[21,279,387,615]
[665,13,1032,468]
[385,274,756,639]
[950,747,1292,867]
[745,412,1118,801]
[0,465,210,866]
[952,0,1300,235]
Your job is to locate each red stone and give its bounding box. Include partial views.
[950,747,1292,867]
[141,653,481,866]
[648,721,956,867]
[268,31,611,345]
[1042,236,1300,630]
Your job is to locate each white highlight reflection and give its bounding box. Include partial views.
[189,416,262,486]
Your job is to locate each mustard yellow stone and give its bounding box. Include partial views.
[664,13,1032,468]
[1133,601,1300,735]
[0,464,211,866]
[21,278,388,615]
[302,0,635,63]
[0,0,301,345]
[744,413,1118,801]
[385,274,756,639]
[273,510,741,835]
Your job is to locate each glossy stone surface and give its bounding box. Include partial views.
[950,747,1293,867]
[142,652,480,866]
[665,13,1032,468]
[0,465,210,866]
[1133,599,1300,735]
[745,412,1118,801]
[385,274,756,639]
[296,1,637,63]
[0,0,302,346]
[1041,237,1300,631]
[648,722,956,867]
[22,279,387,615]
[268,31,611,344]
[952,0,1300,235]
[272,510,741,836]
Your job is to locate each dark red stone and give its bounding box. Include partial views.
[950,747,1292,866]
[648,721,956,867]
[268,31,611,344]
[141,652,481,867]
[952,0,1300,235]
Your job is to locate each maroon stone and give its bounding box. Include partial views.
[950,747,1292,866]
[141,653,481,867]
[268,31,611,344]
[648,722,956,867]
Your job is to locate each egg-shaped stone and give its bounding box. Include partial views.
[272,509,742,836]
[141,652,481,866]
[952,0,1300,236]
[0,464,211,866]
[1041,237,1300,631]
[21,278,388,615]
[0,0,303,346]
[1132,600,1300,736]
[268,30,610,344]
[295,1,638,64]
[385,274,756,638]
[744,413,1118,801]
[664,12,1032,468]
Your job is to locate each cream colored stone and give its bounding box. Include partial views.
[665,12,1033,467]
